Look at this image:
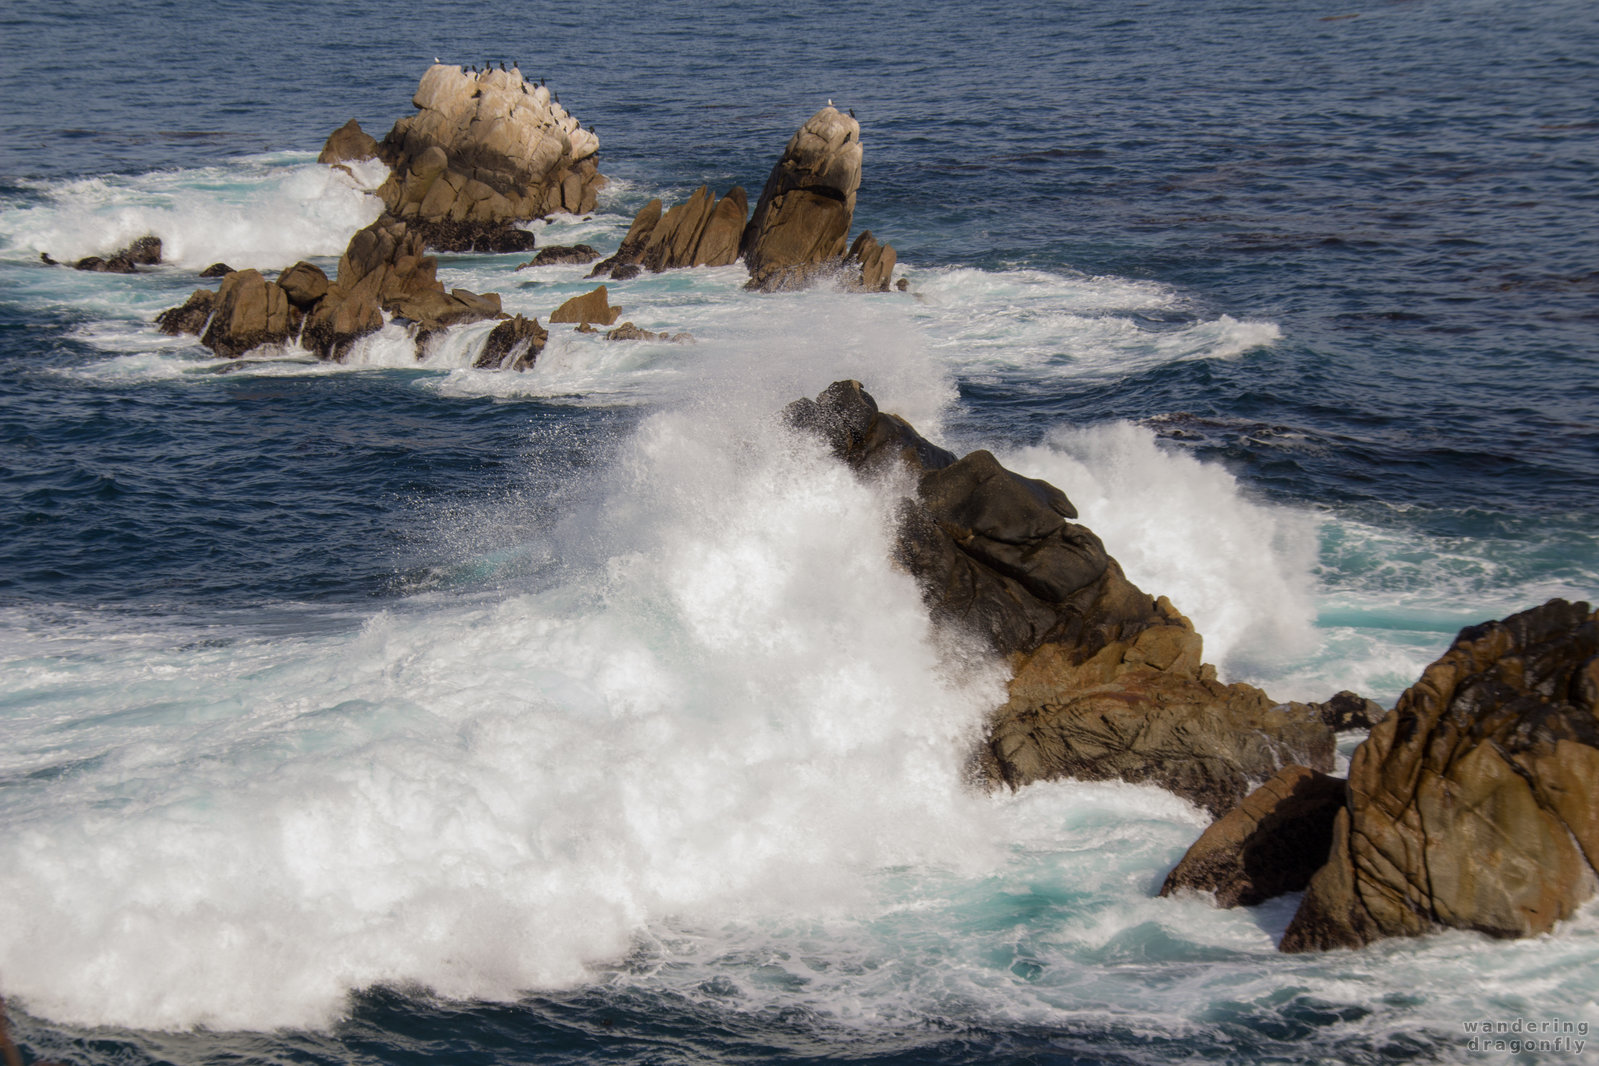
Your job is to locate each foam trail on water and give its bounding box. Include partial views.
[1000,423,1320,687]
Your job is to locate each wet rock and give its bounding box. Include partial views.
[549,284,621,326]
[200,269,293,358]
[843,230,896,291]
[786,381,1335,815]
[1161,766,1347,907]
[1308,690,1384,732]
[405,218,537,254]
[125,236,162,265]
[475,314,547,370]
[1281,599,1599,952]
[155,288,215,336]
[317,118,380,164]
[589,187,747,279]
[199,262,234,278]
[742,107,861,291]
[604,321,692,343]
[517,244,600,268]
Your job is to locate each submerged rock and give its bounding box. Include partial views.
[518,244,599,268]
[1161,765,1347,907]
[199,262,234,278]
[70,235,162,274]
[1281,599,1599,952]
[786,381,1335,815]
[475,314,547,371]
[604,321,692,343]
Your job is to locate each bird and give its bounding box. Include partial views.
[498,61,506,72]
[434,56,441,63]
[827,98,834,106]
[849,108,856,118]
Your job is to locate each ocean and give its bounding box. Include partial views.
[1,1,1596,1062]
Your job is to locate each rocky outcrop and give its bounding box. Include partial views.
[155,288,215,336]
[199,269,294,358]
[372,64,605,250]
[159,217,508,362]
[69,235,162,274]
[199,262,234,278]
[786,381,1335,815]
[1309,690,1384,732]
[1281,599,1599,952]
[518,244,599,269]
[589,187,748,279]
[742,107,862,291]
[549,284,621,326]
[317,119,380,164]
[1161,765,1347,907]
[475,314,546,371]
[842,231,897,292]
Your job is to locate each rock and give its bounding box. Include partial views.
[475,314,547,371]
[549,284,621,326]
[317,118,380,164]
[589,187,748,279]
[155,288,215,336]
[1160,766,1347,907]
[604,321,692,343]
[742,107,862,291]
[125,236,162,265]
[376,64,606,235]
[405,218,537,254]
[74,255,136,274]
[70,235,161,274]
[517,244,599,269]
[1308,690,1384,732]
[843,230,896,291]
[610,263,642,281]
[786,381,1335,815]
[1280,599,1599,952]
[200,269,294,358]
[199,262,234,278]
[276,261,330,309]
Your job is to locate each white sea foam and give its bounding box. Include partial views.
[0,154,385,271]
[999,423,1321,686]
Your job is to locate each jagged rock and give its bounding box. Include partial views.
[276,262,330,309]
[604,321,692,343]
[1309,690,1384,732]
[199,262,234,278]
[549,284,621,326]
[73,235,161,274]
[589,188,748,280]
[125,236,162,265]
[1161,766,1347,907]
[376,64,605,239]
[786,381,1335,815]
[742,107,862,291]
[317,118,380,164]
[1281,599,1599,952]
[200,269,294,358]
[475,314,547,371]
[843,230,896,292]
[517,244,599,269]
[155,289,215,336]
[589,199,662,278]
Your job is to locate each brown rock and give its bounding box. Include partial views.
[199,262,234,278]
[377,65,604,229]
[785,381,1335,815]
[318,119,381,164]
[475,314,547,371]
[844,230,897,292]
[742,107,862,291]
[1160,766,1347,907]
[200,269,293,358]
[155,288,215,336]
[550,284,621,326]
[693,187,748,267]
[405,218,537,254]
[589,199,663,278]
[277,261,330,309]
[604,321,693,343]
[1309,690,1384,732]
[1281,599,1599,952]
[642,185,716,272]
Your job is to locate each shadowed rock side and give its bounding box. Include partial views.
[786,381,1334,815]
[342,64,604,251]
[1161,765,1347,907]
[159,216,512,363]
[1280,599,1599,952]
[317,119,380,165]
[475,315,546,370]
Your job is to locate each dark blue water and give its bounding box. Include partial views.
[2,1,1597,1063]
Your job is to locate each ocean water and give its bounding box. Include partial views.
[2,1,1597,1063]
